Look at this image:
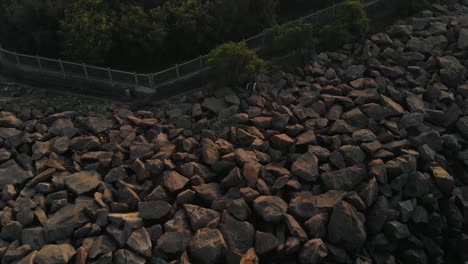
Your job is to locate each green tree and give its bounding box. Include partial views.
[264,23,318,55]
[114,5,166,66]
[161,0,215,61]
[207,42,265,85]
[319,0,369,49]
[0,0,70,55]
[60,0,117,64]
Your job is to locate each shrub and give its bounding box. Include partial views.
[207,42,265,85]
[318,0,369,49]
[264,23,318,56]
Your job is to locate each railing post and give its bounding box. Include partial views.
[14,52,20,65]
[82,63,89,80]
[175,64,180,78]
[36,56,42,69]
[134,73,139,86]
[58,59,65,78]
[148,74,154,89]
[108,68,113,84]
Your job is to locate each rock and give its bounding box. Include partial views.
[284,214,308,241]
[219,211,254,255]
[320,165,367,191]
[64,171,101,195]
[0,161,33,188]
[340,145,365,165]
[35,244,76,264]
[88,235,117,259]
[22,227,46,250]
[384,221,411,240]
[164,171,190,193]
[127,228,152,257]
[188,228,227,264]
[240,248,258,264]
[78,116,114,134]
[253,196,288,222]
[295,130,317,146]
[114,249,145,264]
[291,152,319,182]
[457,117,468,139]
[0,115,23,128]
[44,201,94,242]
[328,201,366,252]
[431,167,454,194]
[270,134,294,150]
[255,231,279,255]
[157,231,191,255]
[344,65,366,81]
[370,33,393,45]
[304,213,329,238]
[243,162,261,187]
[459,28,468,50]
[404,172,431,198]
[298,238,328,264]
[289,192,317,220]
[184,204,220,231]
[138,201,173,220]
[202,97,228,113]
[192,183,222,205]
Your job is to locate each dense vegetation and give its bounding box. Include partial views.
[0,0,351,71]
[0,0,439,72]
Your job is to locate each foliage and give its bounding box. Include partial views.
[318,0,369,49]
[207,42,265,84]
[114,5,166,65]
[264,23,318,56]
[0,0,70,56]
[59,0,117,63]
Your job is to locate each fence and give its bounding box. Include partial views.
[0,0,382,94]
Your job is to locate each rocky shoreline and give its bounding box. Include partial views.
[1,2,468,264]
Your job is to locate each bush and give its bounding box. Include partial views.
[264,23,318,56]
[318,0,369,49]
[207,42,265,85]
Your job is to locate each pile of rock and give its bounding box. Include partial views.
[1,2,468,264]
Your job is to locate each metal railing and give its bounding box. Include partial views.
[0,0,381,92]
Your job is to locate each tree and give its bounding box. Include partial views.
[113,5,166,67]
[160,0,215,61]
[60,0,117,64]
[319,0,369,49]
[0,0,70,55]
[264,23,318,55]
[207,42,265,85]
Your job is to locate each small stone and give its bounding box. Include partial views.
[270,134,294,150]
[255,231,279,255]
[384,221,411,240]
[304,213,329,238]
[328,201,366,252]
[64,171,101,195]
[138,201,172,220]
[219,211,254,255]
[291,152,319,182]
[289,192,317,221]
[431,167,454,194]
[164,171,190,193]
[157,231,191,255]
[127,228,152,257]
[35,244,76,264]
[320,165,367,191]
[188,228,227,264]
[298,238,328,264]
[253,196,288,222]
[184,204,220,231]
